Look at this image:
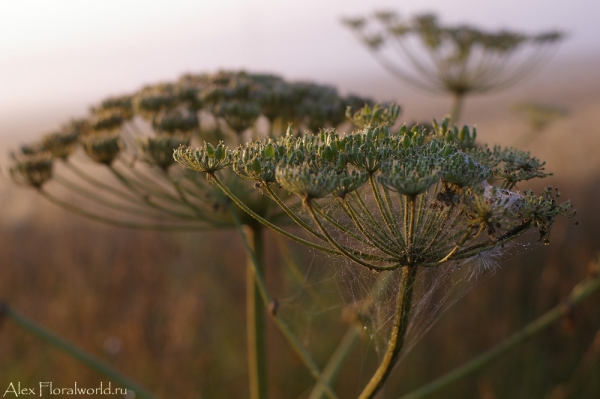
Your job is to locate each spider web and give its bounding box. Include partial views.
[270,213,542,381]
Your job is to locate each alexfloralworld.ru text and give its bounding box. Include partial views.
[3,382,127,397]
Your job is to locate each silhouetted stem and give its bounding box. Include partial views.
[398,272,600,399]
[1,304,158,399]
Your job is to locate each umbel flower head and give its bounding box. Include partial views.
[7,70,373,232]
[173,142,231,174]
[342,11,563,122]
[343,11,563,96]
[175,110,575,271]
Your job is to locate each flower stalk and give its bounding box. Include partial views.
[244,224,268,399]
[359,265,418,399]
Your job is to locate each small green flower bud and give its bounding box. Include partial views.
[333,170,368,198]
[251,158,262,174]
[264,142,275,159]
[205,143,216,158]
[379,156,440,197]
[322,146,334,162]
[152,109,199,134]
[441,152,490,188]
[215,144,226,161]
[402,135,411,149]
[276,163,338,200]
[91,110,125,132]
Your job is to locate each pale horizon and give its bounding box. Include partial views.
[1,0,599,145]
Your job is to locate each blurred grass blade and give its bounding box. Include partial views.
[398,271,600,399]
[1,304,159,399]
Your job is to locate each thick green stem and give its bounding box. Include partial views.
[450,92,465,126]
[359,265,419,399]
[244,224,268,399]
[0,304,158,399]
[398,273,600,399]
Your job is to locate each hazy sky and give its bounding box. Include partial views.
[1,0,599,140]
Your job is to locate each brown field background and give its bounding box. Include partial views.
[1,55,600,398]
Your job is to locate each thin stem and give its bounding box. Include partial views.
[116,159,182,201]
[414,192,427,235]
[308,328,360,399]
[341,200,400,257]
[313,202,364,242]
[263,184,326,241]
[369,175,400,243]
[305,200,397,272]
[63,160,139,203]
[108,166,197,219]
[420,206,453,255]
[382,185,403,239]
[432,226,478,265]
[1,304,158,399]
[449,92,465,126]
[229,206,338,399]
[406,196,416,263]
[398,272,600,399]
[348,193,400,250]
[53,176,169,219]
[358,265,419,399]
[39,189,213,231]
[211,174,339,255]
[244,225,268,399]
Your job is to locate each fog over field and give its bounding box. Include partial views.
[1,0,599,225]
[1,0,599,143]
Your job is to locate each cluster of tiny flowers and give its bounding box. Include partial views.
[343,12,563,95]
[175,108,574,270]
[9,70,372,190]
